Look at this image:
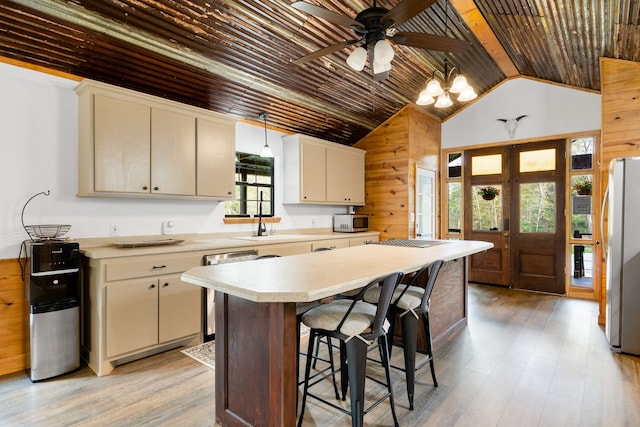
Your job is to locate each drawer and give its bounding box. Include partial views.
[105,254,200,282]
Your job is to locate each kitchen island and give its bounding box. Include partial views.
[181,240,492,427]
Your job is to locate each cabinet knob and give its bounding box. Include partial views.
[154,186,159,191]
[162,282,169,288]
[150,284,156,289]
[142,186,148,190]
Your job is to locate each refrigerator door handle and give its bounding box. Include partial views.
[601,185,609,258]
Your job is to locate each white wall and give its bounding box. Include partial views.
[442,78,601,148]
[0,62,345,260]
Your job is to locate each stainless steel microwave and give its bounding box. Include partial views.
[333,214,368,233]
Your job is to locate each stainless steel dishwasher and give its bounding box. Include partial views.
[202,250,258,342]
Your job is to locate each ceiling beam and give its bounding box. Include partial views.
[450,0,519,78]
[13,0,379,130]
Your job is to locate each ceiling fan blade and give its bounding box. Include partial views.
[391,32,470,53]
[291,1,361,29]
[292,41,358,64]
[382,0,437,27]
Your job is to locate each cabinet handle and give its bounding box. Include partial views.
[142,186,148,190]
[151,265,167,270]
[227,191,232,195]
[162,282,169,288]
[153,186,159,191]
[150,284,156,289]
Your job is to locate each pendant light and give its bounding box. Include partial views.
[258,112,273,158]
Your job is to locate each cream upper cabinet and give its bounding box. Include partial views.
[196,117,235,198]
[151,108,196,196]
[93,95,151,193]
[300,140,327,202]
[76,79,235,200]
[326,146,365,205]
[283,133,365,205]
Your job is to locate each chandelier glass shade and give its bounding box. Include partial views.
[417,60,477,108]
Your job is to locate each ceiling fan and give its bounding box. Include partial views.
[291,0,470,80]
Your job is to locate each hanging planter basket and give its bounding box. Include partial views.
[478,186,500,201]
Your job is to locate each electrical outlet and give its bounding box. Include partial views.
[110,224,119,236]
[162,220,175,235]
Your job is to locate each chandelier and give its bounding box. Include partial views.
[416,58,477,108]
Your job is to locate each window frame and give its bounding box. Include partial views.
[224,152,275,218]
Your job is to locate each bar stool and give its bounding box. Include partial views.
[364,259,444,409]
[298,271,404,427]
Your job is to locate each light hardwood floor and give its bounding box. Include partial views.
[1,284,639,426]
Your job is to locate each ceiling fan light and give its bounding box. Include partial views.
[346,47,367,71]
[449,74,469,93]
[374,39,395,65]
[435,93,453,108]
[372,58,391,75]
[417,90,435,106]
[425,79,444,97]
[458,87,478,102]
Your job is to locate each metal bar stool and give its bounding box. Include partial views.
[364,259,444,409]
[298,271,404,427]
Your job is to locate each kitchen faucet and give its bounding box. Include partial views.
[257,191,266,236]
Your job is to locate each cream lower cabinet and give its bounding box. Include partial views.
[84,251,202,376]
[106,275,200,358]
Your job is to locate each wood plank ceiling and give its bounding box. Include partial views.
[0,1,638,146]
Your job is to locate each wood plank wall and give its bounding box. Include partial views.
[354,105,441,241]
[598,57,640,323]
[0,259,27,376]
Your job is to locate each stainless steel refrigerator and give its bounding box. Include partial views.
[605,157,640,355]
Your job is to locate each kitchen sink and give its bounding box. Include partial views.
[231,234,310,241]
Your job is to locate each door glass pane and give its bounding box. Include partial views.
[472,184,502,231]
[448,153,462,178]
[448,182,461,233]
[520,182,556,232]
[471,154,502,175]
[571,244,593,287]
[416,168,435,239]
[571,137,594,170]
[520,149,556,172]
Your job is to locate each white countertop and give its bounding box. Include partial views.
[181,240,493,303]
[79,231,379,259]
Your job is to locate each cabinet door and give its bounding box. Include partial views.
[106,279,158,358]
[300,142,326,202]
[257,242,311,257]
[94,95,151,193]
[151,108,196,196]
[196,117,235,198]
[326,147,365,205]
[158,276,202,343]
